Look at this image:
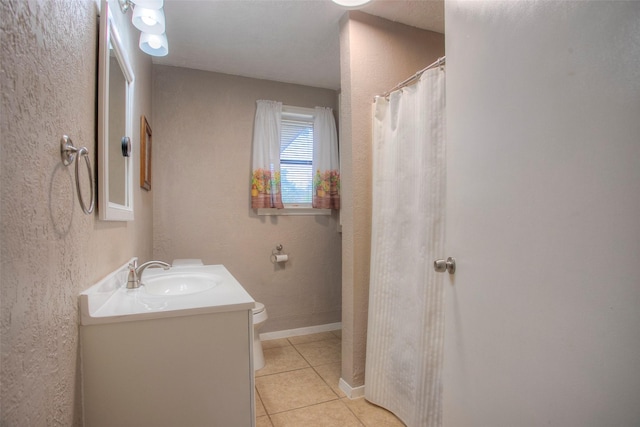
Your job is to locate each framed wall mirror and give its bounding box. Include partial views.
[98,0,135,221]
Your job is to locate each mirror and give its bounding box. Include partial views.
[98,0,135,221]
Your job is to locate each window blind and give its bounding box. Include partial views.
[280,118,313,204]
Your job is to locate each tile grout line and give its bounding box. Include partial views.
[254,387,275,426]
[257,333,357,425]
[341,398,368,427]
[258,331,403,426]
[256,365,310,379]
[289,336,345,399]
[288,337,314,368]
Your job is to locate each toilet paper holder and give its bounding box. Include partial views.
[271,244,289,264]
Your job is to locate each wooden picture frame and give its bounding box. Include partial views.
[140,115,152,191]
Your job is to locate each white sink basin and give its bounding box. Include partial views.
[142,272,220,296]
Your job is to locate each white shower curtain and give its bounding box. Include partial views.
[365,67,446,427]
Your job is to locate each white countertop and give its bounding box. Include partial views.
[79,259,255,325]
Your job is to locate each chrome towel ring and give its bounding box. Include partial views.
[60,135,95,215]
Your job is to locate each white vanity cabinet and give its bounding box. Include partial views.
[81,309,254,427]
[79,261,255,427]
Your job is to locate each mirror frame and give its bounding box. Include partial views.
[140,115,152,191]
[98,0,135,221]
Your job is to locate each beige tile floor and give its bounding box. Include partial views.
[255,330,405,427]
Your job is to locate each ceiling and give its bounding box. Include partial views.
[156,0,444,90]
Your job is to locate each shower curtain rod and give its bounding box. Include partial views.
[376,56,446,100]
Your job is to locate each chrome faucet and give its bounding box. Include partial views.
[127,260,171,289]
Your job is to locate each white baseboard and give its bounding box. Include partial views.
[260,322,342,341]
[339,378,365,399]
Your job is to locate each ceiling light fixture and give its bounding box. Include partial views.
[119,0,169,57]
[331,0,373,8]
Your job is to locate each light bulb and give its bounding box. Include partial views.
[132,7,165,34]
[139,32,168,56]
[148,35,162,49]
[331,0,372,8]
[141,15,157,26]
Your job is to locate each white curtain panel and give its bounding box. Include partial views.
[312,106,339,171]
[251,100,283,208]
[312,106,341,209]
[365,67,446,427]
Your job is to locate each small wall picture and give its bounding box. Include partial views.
[140,115,152,191]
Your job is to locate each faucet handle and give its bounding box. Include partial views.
[127,262,139,288]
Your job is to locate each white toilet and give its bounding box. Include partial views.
[252,302,268,371]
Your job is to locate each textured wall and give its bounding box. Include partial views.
[0,0,153,425]
[152,66,342,332]
[339,12,444,389]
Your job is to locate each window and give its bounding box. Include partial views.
[280,106,315,207]
[251,102,338,215]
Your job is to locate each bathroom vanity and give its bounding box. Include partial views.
[79,260,256,427]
